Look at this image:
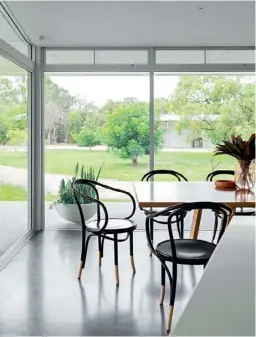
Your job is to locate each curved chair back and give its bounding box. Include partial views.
[146,201,233,260]
[72,179,136,233]
[206,170,234,181]
[141,169,188,182]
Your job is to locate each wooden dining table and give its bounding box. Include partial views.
[133,181,256,239]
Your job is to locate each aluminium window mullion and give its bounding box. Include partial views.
[149,48,155,174]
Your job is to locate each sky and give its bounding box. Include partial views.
[49,73,254,107]
[51,74,180,106]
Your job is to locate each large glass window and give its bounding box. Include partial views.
[156,50,204,64]
[46,50,94,64]
[44,73,150,228]
[0,55,29,256]
[205,50,255,64]
[0,9,30,57]
[45,50,148,65]
[94,50,148,64]
[154,73,255,181]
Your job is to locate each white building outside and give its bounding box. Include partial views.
[159,114,215,149]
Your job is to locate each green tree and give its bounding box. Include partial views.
[0,75,27,145]
[0,104,27,145]
[172,75,255,144]
[44,76,75,144]
[7,129,27,146]
[0,76,27,107]
[68,99,99,142]
[103,100,164,165]
[73,129,100,149]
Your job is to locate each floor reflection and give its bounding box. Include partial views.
[0,230,204,336]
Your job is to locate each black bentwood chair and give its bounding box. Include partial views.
[146,201,233,333]
[141,170,188,254]
[207,170,255,216]
[72,179,137,285]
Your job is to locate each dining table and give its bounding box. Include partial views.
[172,215,255,336]
[133,181,255,239]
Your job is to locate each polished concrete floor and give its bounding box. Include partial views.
[0,201,216,256]
[0,230,208,336]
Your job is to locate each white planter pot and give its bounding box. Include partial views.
[53,203,97,224]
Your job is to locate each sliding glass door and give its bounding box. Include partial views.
[0,55,30,256]
[44,73,150,228]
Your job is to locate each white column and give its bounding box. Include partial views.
[30,46,45,231]
[149,47,155,173]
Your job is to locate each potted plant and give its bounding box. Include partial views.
[214,134,255,190]
[51,162,103,224]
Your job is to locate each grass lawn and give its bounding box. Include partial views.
[0,183,56,201]
[0,183,125,202]
[0,148,235,181]
[0,183,28,201]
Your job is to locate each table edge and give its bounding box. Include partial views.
[138,201,256,208]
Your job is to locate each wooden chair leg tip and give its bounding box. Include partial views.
[160,285,165,305]
[166,306,174,334]
[130,256,136,273]
[78,261,83,279]
[115,266,119,286]
[98,252,102,267]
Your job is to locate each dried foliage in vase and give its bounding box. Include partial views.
[214,134,255,189]
[214,134,255,164]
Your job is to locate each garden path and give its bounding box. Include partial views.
[0,165,134,199]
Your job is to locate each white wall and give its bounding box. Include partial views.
[161,121,214,149]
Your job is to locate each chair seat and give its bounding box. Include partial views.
[156,239,216,265]
[87,218,137,234]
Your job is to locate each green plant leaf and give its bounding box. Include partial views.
[74,163,79,177]
[56,162,104,205]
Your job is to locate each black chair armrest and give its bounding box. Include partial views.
[73,179,136,220]
[72,180,108,233]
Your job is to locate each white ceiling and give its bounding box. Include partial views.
[5,1,256,47]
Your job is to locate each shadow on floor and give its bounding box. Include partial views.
[0,230,206,336]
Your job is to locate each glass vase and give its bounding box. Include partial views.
[235,161,255,190]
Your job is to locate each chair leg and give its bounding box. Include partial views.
[150,218,154,242]
[114,233,119,286]
[166,262,177,334]
[78,232,92,280]
[101,236,105,258]
[176,215,181,238]
[212,213,218,243]
[148,218,154,257]
[78,228,86,279]
[160,261,166,305]
[166,306,174,335]
[98,236,102,267]
[180,216,184,239]
[129,231,136,273]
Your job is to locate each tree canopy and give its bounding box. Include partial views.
[0,77,27,145]
[171,75,255,144]
[0,74,254,150]
[103,100,164,164]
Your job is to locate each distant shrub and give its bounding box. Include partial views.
[73,129,101,149]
